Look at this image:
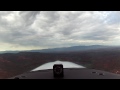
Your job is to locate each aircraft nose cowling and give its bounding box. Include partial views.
[31,60,85,72]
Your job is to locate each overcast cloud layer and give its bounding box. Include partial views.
[0,11,120,51]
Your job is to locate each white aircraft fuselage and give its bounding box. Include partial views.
[31,60,85,71]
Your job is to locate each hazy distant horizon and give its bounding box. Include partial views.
[0,44,119,52]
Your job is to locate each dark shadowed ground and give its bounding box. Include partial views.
[1,48,120,79]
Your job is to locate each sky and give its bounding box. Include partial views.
[0,11,120,51]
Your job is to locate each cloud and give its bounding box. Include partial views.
[0,11,120,51]
[19,11,40,26]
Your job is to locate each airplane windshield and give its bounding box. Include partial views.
[0,11,120,79]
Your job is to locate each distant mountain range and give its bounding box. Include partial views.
[0,51,19,54]
[0,45,115,54]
